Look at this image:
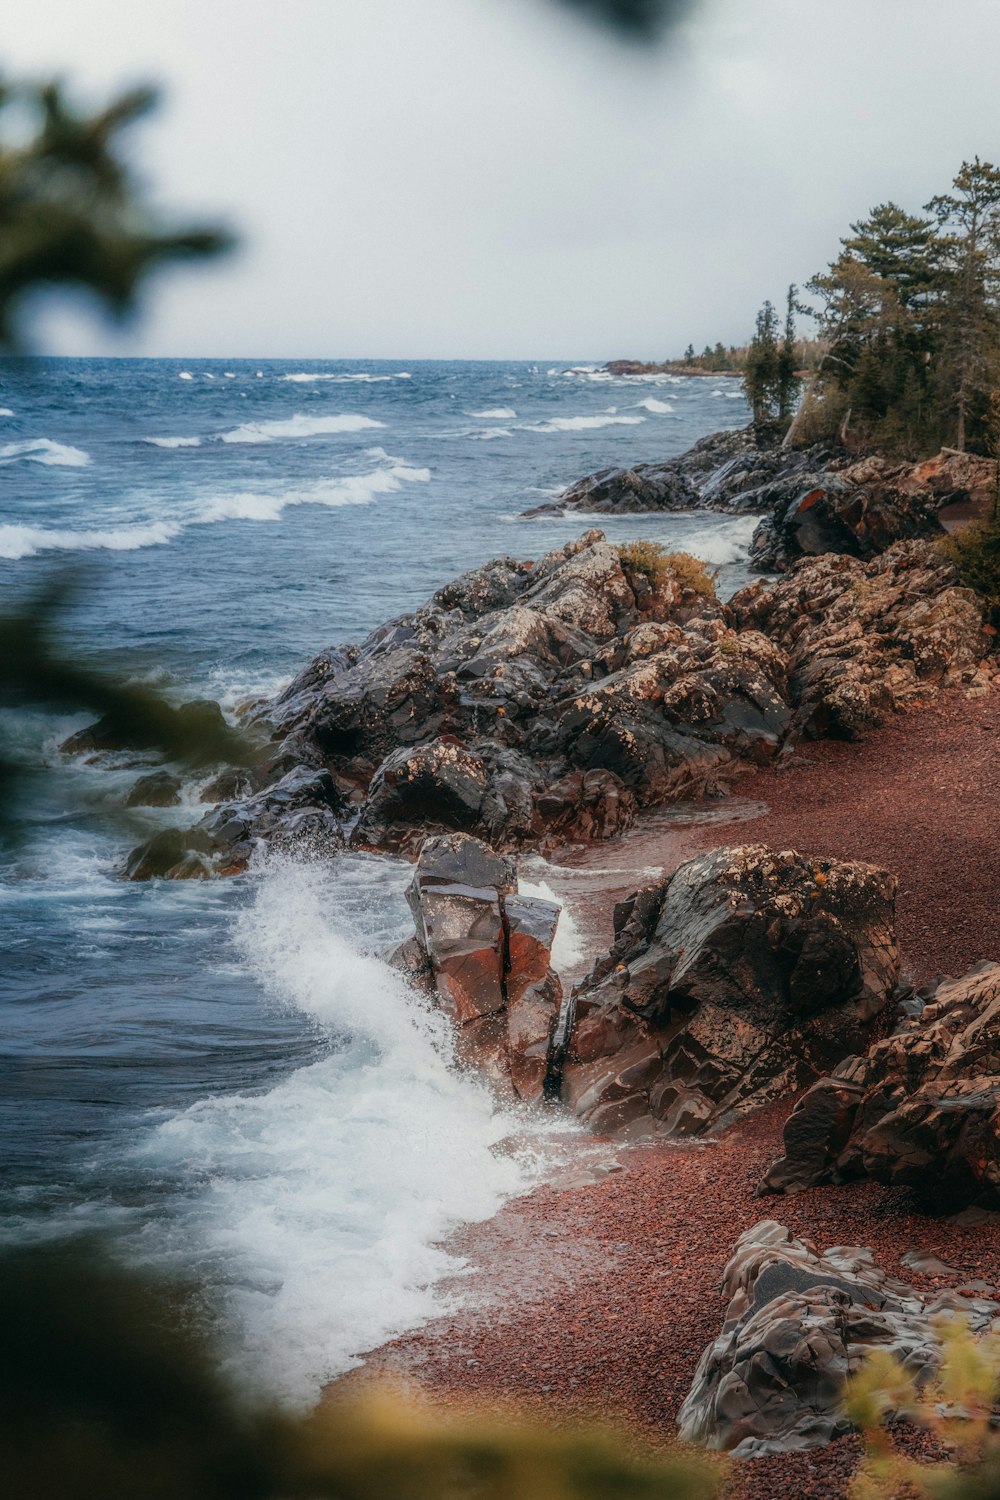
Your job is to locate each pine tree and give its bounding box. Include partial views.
[742,300,781,425]
[776,284,800,421]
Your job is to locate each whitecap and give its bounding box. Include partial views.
[637,397,674,414]
[0,407,14,417]
[178,371,194,381]
[224,373,236,379]
[0,520,180,560]
[144,436,202,449]
[521,413,644,433]
[467,406,516,419]
[220,413,384,444]
[681,515,758,567]
[128,859,564,1407]
[468,427,512,441]
[0,438,91,467]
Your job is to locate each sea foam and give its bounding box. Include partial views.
[522,413,645,433]
[467,406,516,419]
[130,859,559,1408]
[0,520,180,560]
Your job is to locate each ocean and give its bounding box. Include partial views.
[0,357,751,1406]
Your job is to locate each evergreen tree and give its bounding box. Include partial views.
[742,299,781,425]
[926,157,1000,450]
[684,342,695,364]
[776,284,800,421]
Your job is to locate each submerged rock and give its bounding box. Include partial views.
[62,698,228,757]
[391,832,562,1102]
[560,844,899,1137]
[764,960,1000,1207]
[123,770,182,807]
[677,1219,998,1457]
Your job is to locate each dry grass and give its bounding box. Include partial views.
[617,542,716,598]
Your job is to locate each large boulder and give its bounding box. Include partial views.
[729,541,989,738]
[764,961,1000,1207]
[560,844,900,1137]
[677,1219,998,1458]
[392,833,563,1102]
[131,530,795,872]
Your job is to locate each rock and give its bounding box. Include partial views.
[394,833,562,1102]
[677,1219,999,1457]
[62,698,228,757]
[135,530,798,873]
[123,770,182,807]
[729,541,988,738]
[764,961,1000,1208]
[560,844,899,1136]
[124,766,345,879]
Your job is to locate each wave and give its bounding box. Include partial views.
[522,413,645,433]
[179,371,194,380]
[637,397,674,414]
[0,407,14,417]
[220,413,385,443]
[0,461,430,559]
[281,372,407,384]
[681,515,758,567]
[144,436,202,449]
[468,427,512,441]
[0,438,91,467]
[0,520,180,560]
[467,406,516,419]
[128,859,557,1407]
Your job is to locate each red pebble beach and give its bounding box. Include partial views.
[336,688,1000,1499]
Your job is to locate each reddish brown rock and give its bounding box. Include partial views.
[560,843,900,1137]
[764,960,1000,1207]
[392,833,563,1102]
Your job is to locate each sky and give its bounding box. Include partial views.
[4,0,1000,359]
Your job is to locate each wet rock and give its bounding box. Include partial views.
[561,844,899,1136]
[677,1219,999,1457]
[124,766,345,879]
[764,961,1000,1207]
[351,737,490,854]
[123,770,182,807]
[729,541,989,738]
[394,833,562,1101]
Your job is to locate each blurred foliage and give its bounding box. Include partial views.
[0,579,257,836]
[558,0,695,39]
[0,75,231,347]
[938,519,1000,629]
[0,1242,725,1500]
[846,1319,1000,1500]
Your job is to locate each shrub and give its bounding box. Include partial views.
[937,520,1000,628]
[617,542,717,598]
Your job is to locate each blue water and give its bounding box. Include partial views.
[0,358,750,1404]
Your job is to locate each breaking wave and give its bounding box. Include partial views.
[0,520,180,559]
[637,397,674,414]
[144,436,203,448]
[220,413,385,443]
[522,413,645,433]
[0,438,91,467]
[467,406,517,419]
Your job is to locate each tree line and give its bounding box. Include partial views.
[746,157,1000,456]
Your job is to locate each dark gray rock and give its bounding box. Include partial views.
[124,770,182,807]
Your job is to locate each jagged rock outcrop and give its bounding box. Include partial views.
[116,532,797,876]
[123,770,182,807]
[390,833,563,1102]
[764,961,1000,1207]
[677,1220,999,1457]
[729,540,990,738]
[533,427,991,575]
[559,844,900,1137]
[523,427,826,518]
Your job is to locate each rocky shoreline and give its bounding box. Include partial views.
[62,421,1000,1488]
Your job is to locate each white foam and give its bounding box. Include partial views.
[0,407,14,417]
[681,514,758,567]
[522,413,645,433]
[637,397,674,414]
[220,413,384,443]
[0,520,180,560]
[0,438,90,467]
[179,371,194,380]
[130,860,559,1408]
[144,436,202,449]
[224,373,236,379]
[469,427,512,440]
[517,877,585,974]
[467,407,516,419]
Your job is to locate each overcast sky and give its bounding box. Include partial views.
[5,0,1000,359]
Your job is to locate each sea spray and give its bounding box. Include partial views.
[130,857,562,1409]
